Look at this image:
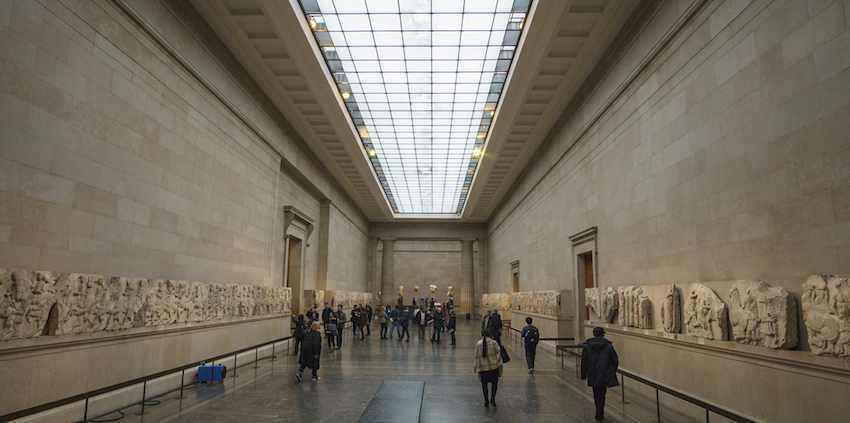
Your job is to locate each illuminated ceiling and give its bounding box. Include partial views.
[298,0,531,214]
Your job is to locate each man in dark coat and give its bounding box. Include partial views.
[488,309,503,346]
[321,302,332,324]
[581,327,619,422]
[293,314,306,355]
[297,321,322,381]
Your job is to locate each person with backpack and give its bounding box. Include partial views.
[581,327,619,423]
[474,328,503,408]
[293,314,306,355]
[522,316,540,373]
[297,321,322,381]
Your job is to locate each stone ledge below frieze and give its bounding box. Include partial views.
[583,322,850,382]
[0,314,289,359]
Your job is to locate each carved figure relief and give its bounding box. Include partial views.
[414,285,420,292]
[617,286,651,329]
[398,286,404,299]
[684,284,727,340]
[661,285,681,334]
[447,286,453,299]
[585,288,600,319]
[802,275,850,357]
[729,279,797,349]
[506,291,560,316]
[0,268,292,341]
[429,284,437,294]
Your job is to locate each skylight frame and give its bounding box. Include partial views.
[298,0,532,214]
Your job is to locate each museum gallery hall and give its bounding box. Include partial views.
[0,0,849,422]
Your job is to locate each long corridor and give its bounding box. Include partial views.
[126,318,705,423]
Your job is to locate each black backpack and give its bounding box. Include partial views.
[525,326,539,345]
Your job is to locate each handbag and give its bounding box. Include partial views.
[500,344,511,363]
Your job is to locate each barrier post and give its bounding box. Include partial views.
[135,380,148,416]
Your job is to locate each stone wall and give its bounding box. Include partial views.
[0,0,366,415]
[380,240,479,305]
[487,0,850,421]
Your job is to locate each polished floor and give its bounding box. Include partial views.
[126,319,704,423]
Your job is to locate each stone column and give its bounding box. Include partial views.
[461,238,475,317]
[369,237,379,302]
[477,238,487,315]
[381,238,395,307]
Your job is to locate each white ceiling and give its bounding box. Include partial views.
[189,0,638,222]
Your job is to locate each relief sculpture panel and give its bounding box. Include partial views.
[802,275,850,358]
[729,279,797,349]
[684,284,727,340]
[617,286,651,329]
[661,285,681,334]
[0,268,292,341]
[508,291,561,316]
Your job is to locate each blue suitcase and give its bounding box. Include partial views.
[198,364,226,382]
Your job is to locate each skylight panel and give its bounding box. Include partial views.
[299,0,532,214]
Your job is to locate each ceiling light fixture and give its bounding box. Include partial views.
[309,18,317,29]
[369,149,376,157]
[341,91,350,100]
[472,148,482,157]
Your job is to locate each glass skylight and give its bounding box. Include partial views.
[298,0,531,214]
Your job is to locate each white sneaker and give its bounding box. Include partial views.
[311,376,321,381]
[296,372,302,381]
[528,368,533,373]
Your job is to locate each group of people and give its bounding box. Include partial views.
[472,311,618,422]
[379,303,458,344]
[294,302,619,422]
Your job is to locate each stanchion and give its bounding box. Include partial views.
[231,354,239,378]
[252,347,261,369]
[653,388,662,422]
[83,397,89,422]
[620,375,629,404]
[270,342,277,362]
[175,369,187,400]
[135,380,148,416]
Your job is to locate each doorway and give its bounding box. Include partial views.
[287,236,303,316]
[578,252,594,319]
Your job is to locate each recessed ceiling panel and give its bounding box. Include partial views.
[298,0,531,214]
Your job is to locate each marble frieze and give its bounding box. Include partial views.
[729,279,797,349]
[509,291,561,316]
[802,275,850,358]
[661,284,681,334]
[329,291,373,309]
[617,286,651,329]
[684,284,727,340]
[0,268,291,341]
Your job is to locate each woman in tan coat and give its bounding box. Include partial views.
[474,328,503,407]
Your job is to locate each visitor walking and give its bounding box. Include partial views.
[488,309,503,346]
[389,305,401,339]
[581,327,619,423]
[447,308,457,345]
[441,305,448,332]
[336,305,347,348]
[325,312,338,353]
[399,308,411,342]
[379,306,390,339]
[431,306,443,343]
[419,298,426,309]
[355,305,366,340]
[474,329,503,407]
[296,321,322,381]
[293,314,306,355]
[351,304,361,338]
[365,305,373,336]
[415,307,427,340]
[522,316,540,372]
[482,309,491,330]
